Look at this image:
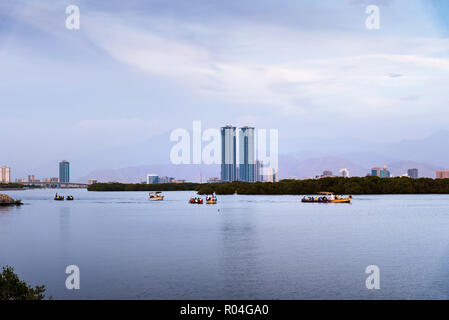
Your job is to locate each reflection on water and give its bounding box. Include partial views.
[0,206,14,214]
[59,207,71,258]
[220,205,260,299]
[1,189,449,299]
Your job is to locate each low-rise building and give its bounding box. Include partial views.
[340,168,349,178]
[436,170,449,179]
[159,176,175,184]
[266,168,278,182]
[146,174,159,184]
[407,168,418,179]
[371,165,391,178]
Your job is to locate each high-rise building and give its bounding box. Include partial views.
[146,174,159,184]
[221,125,237,182]
[0,166,11,183]
[59,160,70,183]
[238,126,256,182]
[436,170,449,179]
[407,168,418,179]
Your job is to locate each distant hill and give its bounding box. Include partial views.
[279,155,368,179]
[73,130,449,182]
[382,130,449,167]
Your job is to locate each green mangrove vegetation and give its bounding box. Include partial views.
[88,182,200,192]
[88,177,449,195]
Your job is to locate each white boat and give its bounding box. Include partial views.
[149,192,164,201]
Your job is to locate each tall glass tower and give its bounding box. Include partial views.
[239,126,256,182]
[221,125,237,182]
[59,160,70,183]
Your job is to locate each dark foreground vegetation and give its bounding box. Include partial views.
[88,177,449,195]
[0,266,48,300]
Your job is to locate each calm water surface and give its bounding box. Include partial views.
[1,189,449,299]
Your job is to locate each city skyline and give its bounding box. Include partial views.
[2,123,449,183]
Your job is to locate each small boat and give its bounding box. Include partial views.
[66,196,74,201]
[301,192,352,203]
[206,194,217,204]
[54,194,64,201]
[189,197,203,204]
[149,192,164,201]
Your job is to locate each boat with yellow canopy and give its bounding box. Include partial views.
[206,194,217,204]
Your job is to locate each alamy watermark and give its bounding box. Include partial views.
[365,265,380,290]
[65,265,80,290]
[365,5,380,30]
[65,5,80,30]
[169,121,278,175]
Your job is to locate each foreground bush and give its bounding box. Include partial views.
[0,266,48,300]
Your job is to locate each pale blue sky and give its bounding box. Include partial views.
[1,0,449,178]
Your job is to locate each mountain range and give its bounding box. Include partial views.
[74,130,449,182]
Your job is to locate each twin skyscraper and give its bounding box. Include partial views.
[221,125,263,182]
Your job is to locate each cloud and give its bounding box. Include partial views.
[78,12,449,119]
[400,95,420,101]
[70,118,162,147]
[3,0,449,147]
